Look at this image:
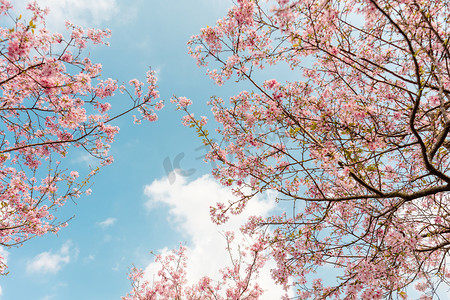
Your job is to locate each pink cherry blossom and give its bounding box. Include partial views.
[0,2,163,274]
[156,0,450,298]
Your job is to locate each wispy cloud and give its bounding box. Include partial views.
[97,217,117,228]
[26,241,74,274]
[0,246,8,295]
[143,174,286,298]
[73,153,97,167]
[0,246,9,267]
[39,295,56,300]
[112,263,119,271]
[11,0,120,31]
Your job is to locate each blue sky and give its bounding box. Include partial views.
[0,0,287,299]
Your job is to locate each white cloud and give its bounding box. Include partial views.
[97,217,117,228]
[0,246,9,295]
[11,0,120,30]
[143,174,286,298]
[112,263,119,271]
[26,241,73,274]
[42,0,119,26]
[0,247,9,267]
[73,153,97,167]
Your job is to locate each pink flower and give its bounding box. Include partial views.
[70,171,79,179]
[177,97,192,107]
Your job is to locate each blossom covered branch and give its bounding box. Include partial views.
[0,0,163,274]
[172,0,450,298]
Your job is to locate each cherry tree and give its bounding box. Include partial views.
[141,0,450,298]
[0,1,162,274]
[123,232,270,300]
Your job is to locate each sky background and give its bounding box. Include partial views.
[0,0,288,299]
[2,1,449,300]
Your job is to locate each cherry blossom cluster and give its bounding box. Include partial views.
[177,0,450,298]
[123,231,272,300]
[0,1,162,274]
